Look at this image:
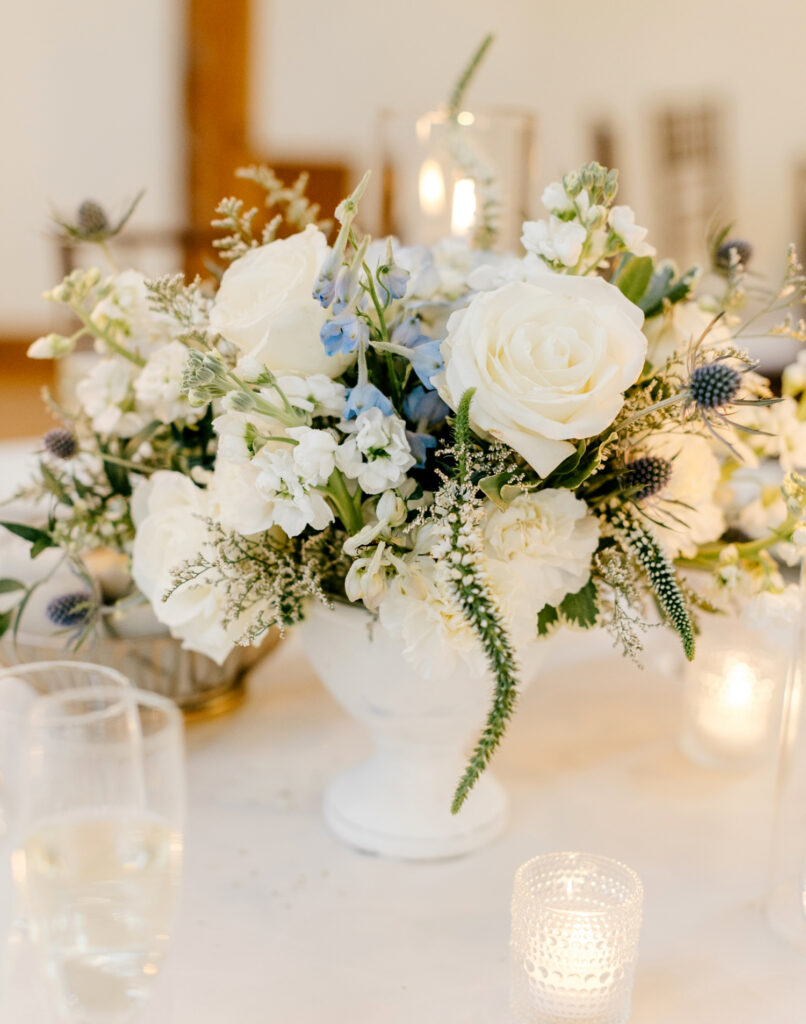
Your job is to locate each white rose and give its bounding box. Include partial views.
[134,341,202,424]
[209,225,353,379]
[484,490,600,611]
[521,217,587,267]
[131,471,246,664]
[436,278,647,477]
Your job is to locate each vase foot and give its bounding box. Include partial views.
[322,754,508,860]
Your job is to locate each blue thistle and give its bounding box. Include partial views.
[621,456,672,500]
[43,428,77,460]
[715,238,753,271]
[689,362,741,410]
[46,591,96,629]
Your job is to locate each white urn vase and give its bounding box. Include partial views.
[300,600,542,860]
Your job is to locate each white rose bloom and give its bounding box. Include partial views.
[436,278,647,477]
[521,217,587,267]
[644,299,728,367]
[134,341,202,424]
[273,373,346,417]
[484,490,600,612]
[131,471,255,664]
[75,358,147,438]
[641,433,725,558]
[335,407,416,494]
[209,225,353,379]
[607,206,655,257]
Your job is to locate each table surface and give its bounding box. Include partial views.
[1,440,805,1023]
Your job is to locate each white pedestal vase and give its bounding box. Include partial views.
[300,600,542,860]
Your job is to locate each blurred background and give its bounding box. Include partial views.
[2,0,805,439]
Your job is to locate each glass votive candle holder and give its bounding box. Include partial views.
[510,852,644,1024]
[680,619,787,770]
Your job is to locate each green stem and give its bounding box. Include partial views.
[676,515,798,569]
[75,311,145,367]
[321,469,362,534]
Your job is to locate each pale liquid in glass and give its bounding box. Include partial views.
[15,812,182,1022]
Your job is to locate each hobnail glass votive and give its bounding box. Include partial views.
[510,852,644,1024]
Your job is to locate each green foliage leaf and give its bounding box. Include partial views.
[559,579,598,629]
[0,521,56,554]
[479,471,519,509]
[102,456,132,497]
[39,462,72,505]
[124,420,162,459]
[548,437,612,490]
[615,256,654,304]
[537,604,560,636]
[0,609,13,639]
[640,264,698,318]
[0,579,25,594]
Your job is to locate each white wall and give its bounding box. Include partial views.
[0,0,184,331]
[253,0,806,278]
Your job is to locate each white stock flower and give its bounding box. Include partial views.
[134,341,202,423]
[28,333,75,359]
[75,358,146,438]
[344,540,404,611]
[521,217,587,267]
[335,408,415,494]
[210,225,353,379]
[285,426,338,482]
[131,471,245,664]
[90,270,176,357]
[541,181,575,214]
[274,373,346,417]
[484,490,600,612]
[644,299,728,367]
[607,206,654,257]
[436,277,647,477]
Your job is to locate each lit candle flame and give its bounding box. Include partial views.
[418,159,445,216]
[451,178,476,236]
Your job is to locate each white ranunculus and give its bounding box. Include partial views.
[134,341,202,424]
[335,408,415,494]
[131,471,246,664]
[644,299,729,367]
[484,490,600,611]
[75,358,147,438]
[521,217,587,267]
[436,278,647,477]
[607,206,655,257]
[209,225,353,379]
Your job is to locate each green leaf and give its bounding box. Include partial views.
[479,471,519,509]
[124,420,162,459]
[537,604,560,636]
[559,580,598,629]
[0,609,13,639]
[0,521,56,551]
[0,579,25,594]
[102,456,132,497]
[615,256,654,304]
[39,462,72,505]
[549,437,612,490]
[641,264,698,318]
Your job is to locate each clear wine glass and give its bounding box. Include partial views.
[13,682,185,1023]
[0,663,130,984]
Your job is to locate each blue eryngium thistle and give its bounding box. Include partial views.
[689,362,742,409]
[43,428,77,460]
[621,456,672,500]
[716,237,753,271]
[343,383,394,419]
[46,591,95,629]
[320,309,369,357]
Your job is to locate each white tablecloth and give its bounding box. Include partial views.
[1,439,805,1022]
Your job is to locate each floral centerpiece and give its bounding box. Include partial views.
[4,154,806,820]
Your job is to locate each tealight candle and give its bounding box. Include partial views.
[681,636,784,769]
[510,852,644,1024]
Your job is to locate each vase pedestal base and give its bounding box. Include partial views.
[322,750,508,861]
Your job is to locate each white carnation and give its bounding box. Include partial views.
[484,490,600,612]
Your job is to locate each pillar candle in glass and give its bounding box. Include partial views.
[376,107,537,252]
[510,852,644,1024]
[681,616,787,770]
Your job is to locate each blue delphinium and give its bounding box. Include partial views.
[321,309,369,357]
[343,383,395,420]
[406,338,444,389]
[406,430,437,468]
[404,385,450,428]
[376,239,409,303]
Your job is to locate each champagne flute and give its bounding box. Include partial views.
[0,664,129,977]
[13,683,184,1023]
